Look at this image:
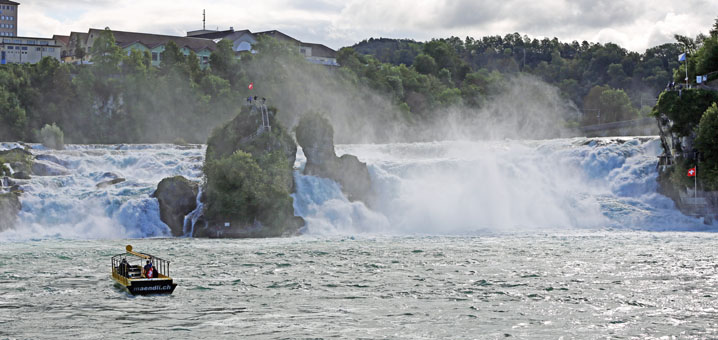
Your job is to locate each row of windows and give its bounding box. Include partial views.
[0,32,13,37]
[0,23,13,28]
[1,15,14,20]
[1,5,14,10]
[149,51,210,63]
[5,50,28,54]
[5,46,54,52]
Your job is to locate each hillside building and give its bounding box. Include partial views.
[0,36,61,64]
[0,0,18,37]
[187,28,338,66]
[64,29,217,67]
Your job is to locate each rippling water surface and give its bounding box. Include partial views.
[2,232,717,339]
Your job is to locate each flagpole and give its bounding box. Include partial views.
[695,162,698,199]
[684,49,697,87]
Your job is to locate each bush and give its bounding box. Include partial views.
[203,150,295,234]
[39,123,64,150]
[696,103,718,181]
[173,137,188,146]
[653,89,718,136]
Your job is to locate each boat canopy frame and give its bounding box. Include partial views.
[111,245,172,278]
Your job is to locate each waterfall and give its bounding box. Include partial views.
[183,187,205,237]
[0,137,710,241]
[293,137,708,235]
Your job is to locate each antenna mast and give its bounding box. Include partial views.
[203,9,206,30]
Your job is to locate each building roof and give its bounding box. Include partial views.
[254,30,301,45]
[0,0,19,5]
[52,35,70,46]
[187,29,252,40]
[88,28,217,52]
[304,43,337,58]
[0,36,60,47]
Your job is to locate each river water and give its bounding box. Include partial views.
[1,137,717,338]
[1,234,717,339]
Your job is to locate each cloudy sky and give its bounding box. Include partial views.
[18,0,718,52]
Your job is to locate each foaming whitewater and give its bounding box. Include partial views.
[1,137,709,241]
[293,137,709,236]
[0,143,204,241]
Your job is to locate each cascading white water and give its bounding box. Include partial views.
[0,137,709,241]
[293,137,708,235]
[0,143,205,241]
[183,187,205,237]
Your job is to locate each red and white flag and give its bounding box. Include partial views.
[687,167,696,177]
[248,82,254,90]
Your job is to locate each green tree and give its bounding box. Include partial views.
[38,123,64,150]
[710,17,718,38]
[160,41,187,72]
[90,28,123,75]
[695,36,718,75]
[209,40,238,84]
[413,54,437,75]
[0,87,27,140]
[695,103,718,188]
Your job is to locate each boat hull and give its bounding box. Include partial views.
[113,276,177,295]
[128,279,177,295]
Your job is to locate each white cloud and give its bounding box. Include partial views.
[16,0,718,52]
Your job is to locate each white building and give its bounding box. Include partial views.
[0,36,61,64]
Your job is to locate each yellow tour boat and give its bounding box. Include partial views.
[111,245,177,295]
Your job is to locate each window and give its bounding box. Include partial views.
[36,47,41,51]
[152,52,158,61]
[7,46,12,49]
[21,46,27,50]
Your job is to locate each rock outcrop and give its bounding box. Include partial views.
[32,160,70,176]
[295,112,374,205]
[96,178,126,188]
[0,192,21,232]
[152,176,199,237]
[198,104,304,238]
[0,148,32,177]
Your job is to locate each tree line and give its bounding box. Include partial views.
[1,21,717,144]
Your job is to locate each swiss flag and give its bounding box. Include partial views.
[248,82,254,90]
[687,167,696,177]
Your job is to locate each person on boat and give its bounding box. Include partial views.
[144,260,154,278]
[119,258,129,277]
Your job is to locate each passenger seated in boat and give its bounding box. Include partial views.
[119,258,129,277]
[144,260,154,278]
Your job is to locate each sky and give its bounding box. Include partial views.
[17,0,718,52]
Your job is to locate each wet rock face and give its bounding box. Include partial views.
[0,193,21,232]
[96,178,126,188]
[31,160,70,176]
[295,113,374,205]
[201,106,304,238]
[152,176,198,236]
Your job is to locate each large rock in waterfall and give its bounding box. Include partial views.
[31,160,70,176]
[196,104,304,238]
[0,148,33,179]
[152,176,198,237]
[0,192,21,232]
[295,112,374,205]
